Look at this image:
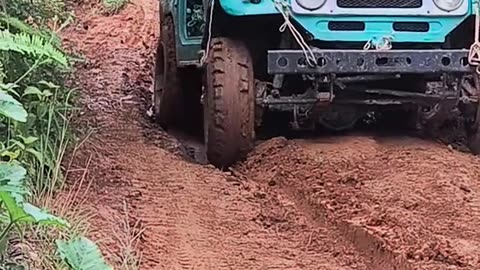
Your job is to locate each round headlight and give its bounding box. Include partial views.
[296,0,326,10]
[433,0,463,11]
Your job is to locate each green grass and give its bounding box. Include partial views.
[0,1,112,269]
[102,0,129,14]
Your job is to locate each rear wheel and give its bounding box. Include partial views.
[153,16,183,129]
[204,37,255,169]
[153,16,202,131]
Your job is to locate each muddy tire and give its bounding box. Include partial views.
[464,74,480,155]
[204,38,255,169]
[153,16,183,129]
[467,131,480,154]
[466,107,480,155]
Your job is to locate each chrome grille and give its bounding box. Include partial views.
[337,0,422,8]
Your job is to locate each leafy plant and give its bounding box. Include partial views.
[0,30,69,67]
[0,1,111,270]
[57,237,113,270]
[103,0,129,14]
[0,13,62,48]
[0,90,27,122]
[5,0,68,23]
[0,162,69,258]
[0,162,27,196]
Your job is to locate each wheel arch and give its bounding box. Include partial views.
[161,0,202,66]
[201,0,283,79]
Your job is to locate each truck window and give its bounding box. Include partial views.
[186,0,204,37]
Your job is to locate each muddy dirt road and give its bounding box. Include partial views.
[239,136,480,270]
[62,0,480,269]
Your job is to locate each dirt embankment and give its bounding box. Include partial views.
[237,136,480,270]
[61,0,480,269]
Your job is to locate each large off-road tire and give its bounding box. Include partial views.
[467,131,480,154]
[204,37,255,169]
[463,74,480,155]
[153,16,183,129]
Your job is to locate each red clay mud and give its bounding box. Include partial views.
[238,136,480,270]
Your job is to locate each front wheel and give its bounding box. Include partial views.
[204,37,255,169]
[461,73,480,154]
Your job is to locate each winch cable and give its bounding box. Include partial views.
[469,0,480,74]
[273,0,317,67]
[201,0,317,67]
[199,0,215,65]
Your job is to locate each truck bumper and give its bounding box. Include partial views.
[267,49,470,75]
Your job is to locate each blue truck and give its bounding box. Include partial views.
[153,0,480,168]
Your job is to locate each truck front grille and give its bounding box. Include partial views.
[393,22,429,32]
[337,0,422,8]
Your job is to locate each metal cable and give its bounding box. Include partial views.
[273,0,317,66]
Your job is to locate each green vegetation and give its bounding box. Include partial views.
[102,0,129,14]
[0,0,111,269]
[57,237,114,270]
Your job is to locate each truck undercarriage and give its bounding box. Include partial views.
[154,0,480,168]
[261,49,471,132]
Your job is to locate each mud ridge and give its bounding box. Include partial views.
[237,136,480,270]
[236,137,413,270]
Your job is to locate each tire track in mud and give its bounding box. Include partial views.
[236,138,413,270]
[117,149,227,270]
[237,136,480,270]
[127,140,374,269]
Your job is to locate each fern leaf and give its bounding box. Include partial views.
[0,14,34,34]
[0,13,61,47]
[0,30,68,67]
[103,0,128,14]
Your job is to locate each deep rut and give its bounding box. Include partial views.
[104,131,375,269]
